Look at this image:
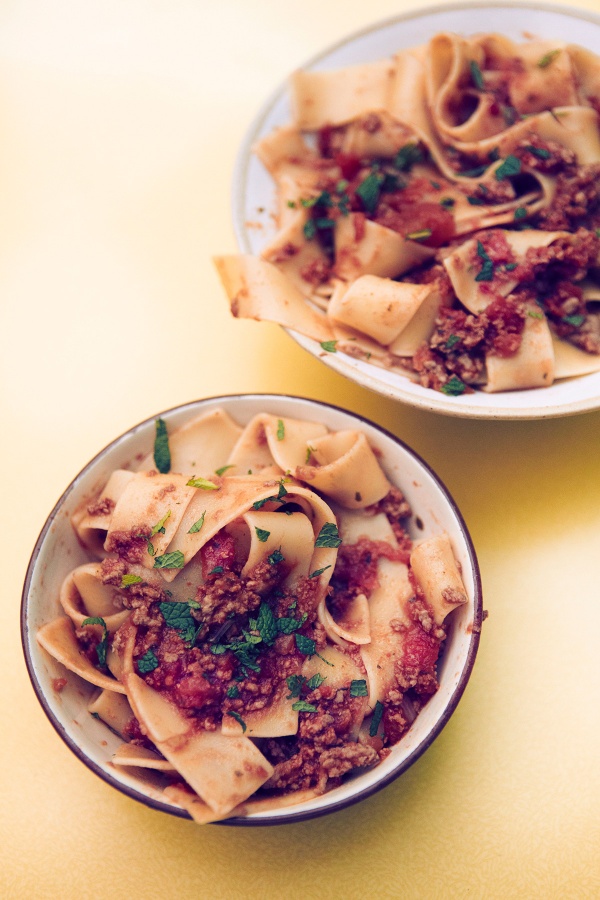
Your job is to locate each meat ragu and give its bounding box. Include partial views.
[215,31,600,395]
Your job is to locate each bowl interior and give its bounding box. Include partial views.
[22,394,482,824]
[232,1,600,420]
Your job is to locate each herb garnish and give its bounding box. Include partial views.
[292,700,317,713]
[268,548,285,565]
[562,314,585,327]
[159,600,201,645]
[474,240,495,282]
[525,145,551,160]
[538,48,560,68]
[137,649,159,674]
[255,526,270,543]
[445,334,460,350]
[315,522,342,548]
[495,155,521,180]
[153,550,185,570]
[441,375,467,396]
[440,197,455,209]
[188,511,206,534]
[186,476,220,490]
[356,171,383,213]
[153,418,171,474]
[121,573,143,588]
[309,565,332,579]
[394,142,422,172]
[514,207,528,220]
[276,419,285,441]
[81,616,109,668]
[369,700,385,737]
[469,59,485,90]
[350,679,368,697]
[227,711,247,733]
[320,340,337,352]
[215,465,234,476]
[406,229,432,242]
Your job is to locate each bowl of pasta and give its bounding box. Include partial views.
[217,2,600,419]
[22,394,482,825]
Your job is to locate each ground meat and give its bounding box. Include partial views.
[86,496,115,517]
[367,486,412,546]
[319,743,379,779]
[535,165,600,231]
[104,528,148,564]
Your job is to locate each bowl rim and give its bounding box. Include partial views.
[21,393,483,825]
[231,0,600,421]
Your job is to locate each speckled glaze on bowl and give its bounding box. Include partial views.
[232,1,600,419]
[22,394,482,825]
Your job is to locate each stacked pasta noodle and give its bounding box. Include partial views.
[216,32,600,395]
[37,407,467,822]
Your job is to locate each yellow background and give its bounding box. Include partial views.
[2,1,600,897]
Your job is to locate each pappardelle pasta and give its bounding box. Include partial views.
[38,408,467,822]
[215,32,600,395]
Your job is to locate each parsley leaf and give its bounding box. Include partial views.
[315,522,342,548]
[255,526,270,543]
[137,649,159,674]
[153,550,185,570]
[153,418,171,474]
[81,616,108,668]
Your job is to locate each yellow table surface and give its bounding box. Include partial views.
[2,0,600,896]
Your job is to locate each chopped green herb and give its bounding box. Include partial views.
[430,180,441,190]
[305,445,315,463]
[320,340,338,352]
[306,673,325,690]
[495,155,521,180]
[188,511,206,534]
[440,197,455,208]
[474,240,495,282]
[255,602,278,646]
[81,616,109,668]
[514,207,528,220]
[460,164,488,178]
[350,679,368,697]
[292,700,317,713]
[406,228,432,242]
[226,685,239,699]
[286,674,305,698]
[315,522,342,548]
[356,171,383,213]
[267,548,285,565]
[159,600,200,645]
[153,418,171,474]
[469,59,485,91]
[153,550,185,570]
[467,195,485,206]
[255,526,270,543]
[215,465,234,476]
[276,419,285,441]
[526,145,551,160]
[227,711,247,733]
[528,310,544,319]
[501,105,518,126]
[209,565,223,575]
[186,476,219,490]
[277,613,307,635]
[441,375,467,396]
[137,649,159,674]
[150,510,171,538]
[445,334,460,350]
[369,700,385,737]
[562,314,585,327]
[121,573,143,588]
[309,565,332,579]
[394,142,422,172]
[538,48,561,68]
[294,633,316,657]
[304,220,316,240]
[504,262,518,272]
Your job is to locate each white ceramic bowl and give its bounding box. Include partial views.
[232,1,600,420]
[22,394,482,825]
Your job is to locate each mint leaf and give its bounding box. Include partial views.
[292,700,317,713]
[526,145,551,160]
[356,171,383,213]
[153,550,185,570]
[286,674,305,698]
[350,679,368,697]
[309,565,332,579]
[441,375,467,396]
[215,465,234,476]
[268,548,285,565]
[81,616,108,668]
[369,700,384,737]
[188,511,206,534]
[562,314,585,327]
[394,142,422,172]
[226,685,239,699]
[276,419,285,441]
[256,602,278,646]
[159,600,199,644]
[514,207,527,220]
[153,418,171,474]
[186,476,219,490]
[137,649,159,674]
[120,574,143,588]
[306,673,325,690]
[226,710,246,733]
[150,510,171,538]
[474,240,495,282]
[495,155,521,181]
[538,48,560,68]
[255,526,270,543]
[320,340,337,352]
[277,614,307,635]
[295,633,316,657]
[469,59,485,90]
[315,522,342,548]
